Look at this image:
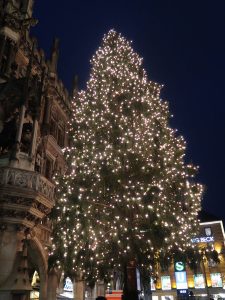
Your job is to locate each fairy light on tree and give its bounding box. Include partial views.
[51,30,203,299]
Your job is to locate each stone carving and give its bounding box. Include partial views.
[2,195,33,206]
[0,209,27,219]
[0,167,55,201]
[39,176,55,200]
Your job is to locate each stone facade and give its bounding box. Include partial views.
[0,1,72,299]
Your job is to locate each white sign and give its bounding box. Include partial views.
[64,277,73,292]
[191,236,214,243]
[175,272,188,289]
[136,269,141,291]
[161,276,171,290]
[211,273,223,288]
[151,278,156,291]
[194,274,205,289]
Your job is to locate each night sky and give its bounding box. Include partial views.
[32,0,225,221]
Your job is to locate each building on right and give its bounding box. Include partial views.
[151,211,225,300]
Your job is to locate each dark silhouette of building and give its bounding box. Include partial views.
[0,1,72,299]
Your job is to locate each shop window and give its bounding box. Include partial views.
[59,277,74,299]
[210,273,223,287]
[30,270,40,300]
[150,277,156,290]
[31,271,40,289]
[193,274,205,288]
[205,227,212,236]
[161,276,171,290]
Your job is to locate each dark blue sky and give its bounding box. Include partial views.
[32,0,225,221]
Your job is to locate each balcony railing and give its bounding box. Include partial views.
[0,167,55,202]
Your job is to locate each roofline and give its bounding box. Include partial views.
[200,220,225,240]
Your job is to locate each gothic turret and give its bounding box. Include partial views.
[48,38,59,75]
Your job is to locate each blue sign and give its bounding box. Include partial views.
[191,236,214,243]
[177,289,188,295]
[175,271,188,289]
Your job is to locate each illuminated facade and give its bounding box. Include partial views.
[151,219,225,300]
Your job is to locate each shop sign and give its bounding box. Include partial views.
[174,261,185,272]
[175,271,188,289]
[177,289,188,295]
[161,276,171,290]
[191,236,214,243]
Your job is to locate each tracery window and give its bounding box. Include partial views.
[49,108,65,147]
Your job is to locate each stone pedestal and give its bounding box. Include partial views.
[0,229,32,300]
[0,226,19,286]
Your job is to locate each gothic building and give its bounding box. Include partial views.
[0,1,72,299]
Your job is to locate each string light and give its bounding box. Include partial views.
[51,30,203,283]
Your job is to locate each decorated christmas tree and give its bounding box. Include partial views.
[51,30,203,298]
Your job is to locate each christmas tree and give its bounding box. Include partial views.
[51,30,203,296]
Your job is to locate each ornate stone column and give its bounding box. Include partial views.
[16,105,26,143]
[30,119,38,159]
[0,225,23,286]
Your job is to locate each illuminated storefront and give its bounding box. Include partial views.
[30,271,40,300]
[151,220,225,300]
[59,277,74,299]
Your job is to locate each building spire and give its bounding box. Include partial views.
[49,38,59,74]
[72,75,79,99]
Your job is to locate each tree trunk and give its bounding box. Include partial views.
[74,279,85,300]
[47,268,59,300]
[123,262,139,300]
